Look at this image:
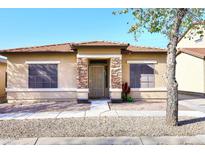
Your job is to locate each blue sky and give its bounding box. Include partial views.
[0,8,168,50]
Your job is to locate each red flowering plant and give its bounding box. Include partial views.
[122,82,134,102]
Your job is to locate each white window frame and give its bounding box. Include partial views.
[127,60,157,64]
[26,61,60,89]
[25,61,60,64]
[129,61,156,88]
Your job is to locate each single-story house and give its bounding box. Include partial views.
[0,41,167,103]
[176,22,205,96]
[0,55,7,98]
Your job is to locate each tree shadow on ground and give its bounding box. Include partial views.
[178,117,205,126]
[0,101,90,113]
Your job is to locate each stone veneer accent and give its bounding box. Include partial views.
[76,58,88,89]
[110,57,122,89]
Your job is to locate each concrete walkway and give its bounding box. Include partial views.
[90,100,110,111]
[0,99,205,121]
[1,135,205,145]
[0,110,205,120]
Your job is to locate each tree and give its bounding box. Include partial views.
[113,8,205,126]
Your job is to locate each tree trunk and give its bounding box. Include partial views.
[166,9,187,126]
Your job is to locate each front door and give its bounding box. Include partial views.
[89,65,105,98]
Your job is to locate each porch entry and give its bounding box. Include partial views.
[89,59,109,99]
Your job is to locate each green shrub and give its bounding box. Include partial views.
[127,96,134,103]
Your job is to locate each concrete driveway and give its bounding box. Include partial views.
[179,94,205,113]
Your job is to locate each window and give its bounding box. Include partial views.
[130,64,155,88]
[28,64,58,88]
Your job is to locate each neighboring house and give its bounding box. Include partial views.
[0,55,7,99]
[0,41,167,103]
[176,22,205,96]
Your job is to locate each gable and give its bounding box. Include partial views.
[177,25,205,48]
[177,48,205,59]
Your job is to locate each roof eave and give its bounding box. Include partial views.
[121,49,167,54]
[71,44,129,49]
[0,50,75,53]
[178,48,205,59]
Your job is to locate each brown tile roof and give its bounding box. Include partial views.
[0,41,167,53]
[72,41,129,47]
[122,45,166,53]
[178,48,205,59]
[0,43,74,53]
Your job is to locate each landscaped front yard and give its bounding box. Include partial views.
[0,98,204,138]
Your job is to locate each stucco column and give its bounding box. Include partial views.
[110,56,122,102]
[76,57,89,103]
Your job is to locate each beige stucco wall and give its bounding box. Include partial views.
[177,26,205,48]
[0,63,6,96]
[2,53,77,101]
[122,53,167,99]
[176,52,205,93]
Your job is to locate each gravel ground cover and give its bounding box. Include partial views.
[0,117,204,138]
